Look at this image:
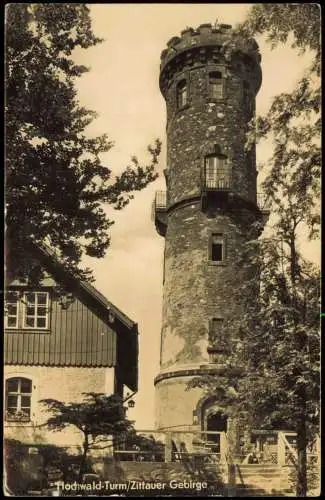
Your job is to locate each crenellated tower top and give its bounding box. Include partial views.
[159,23,262,97]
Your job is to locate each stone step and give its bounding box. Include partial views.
[236,475,288,484]
[237,489,267,496]
[236,490,293,497]
[237,468,289,474]
[238,478,288,484]
[238,469,283,473]
[238,480,289,488]
[234,465,293,495]
[238,464,283,470]
[205,465,286,473]
[236,470,290,477]
[237,472,289,480]
[235,484,294,497]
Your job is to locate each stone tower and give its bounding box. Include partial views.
[153,23,265,440]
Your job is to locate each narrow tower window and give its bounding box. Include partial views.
[208,318,227,363]
[205,155,229,189]
[210,233,224,262]
[209,71,224,100]
[210,318,224,344]
[176,79,188,108]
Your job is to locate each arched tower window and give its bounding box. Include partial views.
[209,71,224,100]
[5,377,32,422]
[204,153,229,189]
[176,79,188,109]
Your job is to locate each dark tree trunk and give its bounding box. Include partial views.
[296,419,307,496]
[78,434,89,482]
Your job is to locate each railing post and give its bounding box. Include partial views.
[227,463,236,497]
[220,432,227,463]
[165,432,172,463]
[278,432,286,466]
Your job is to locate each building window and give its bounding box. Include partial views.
[209,71,224,100]
[5,377,32,422]
[23,292,49,329]
[204,155,230,189]
[210,233,225,262]
[209,318,224,345]
[5,290,50,330]
[208,318,228,362]
[4,291,19,328]
[177,79,188,109]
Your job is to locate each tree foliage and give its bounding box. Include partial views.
[188,214,320,494]
[188,5,321,496]
[5,3,161,282]
[40,392,134,480]
[241,4,321,236]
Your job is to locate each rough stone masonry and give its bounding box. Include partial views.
[153,23,265,445]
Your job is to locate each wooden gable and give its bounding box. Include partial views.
[4,242,138,391]
[4,288,117,367]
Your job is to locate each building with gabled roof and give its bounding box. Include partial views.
[4,241,138,449]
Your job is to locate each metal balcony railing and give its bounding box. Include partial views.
[202,166,232,191]
[257,192,271,212]
[154,190,167,209]
[152,189,269,215]
[152,190,167,225]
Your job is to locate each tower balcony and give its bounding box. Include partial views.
[201,165,232,210]
[255,192,271,229]
[202,165,232,192]
[256,192,271,212]
[152,190,167,237]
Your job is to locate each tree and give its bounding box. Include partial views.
[241,4,321,236]
[242,8,321,494]
[5,4,161,283]
[188,5,321,496]
[188,204,320,495]
[40,392,134,481]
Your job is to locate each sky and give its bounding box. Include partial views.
[72,4,320,430]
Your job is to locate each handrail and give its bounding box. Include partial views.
[279,432,297,466]
[152,191,167,222]
[256,192,271,211]
[154,191,167,209]
[132,428,226,435]
[114,429,228,464]
[114,450,220,457]
[202,165,232,190]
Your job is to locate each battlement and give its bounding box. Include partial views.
[161,22,260,64]
[159,23,261,94]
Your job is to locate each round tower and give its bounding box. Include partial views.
[153,23,264,439]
